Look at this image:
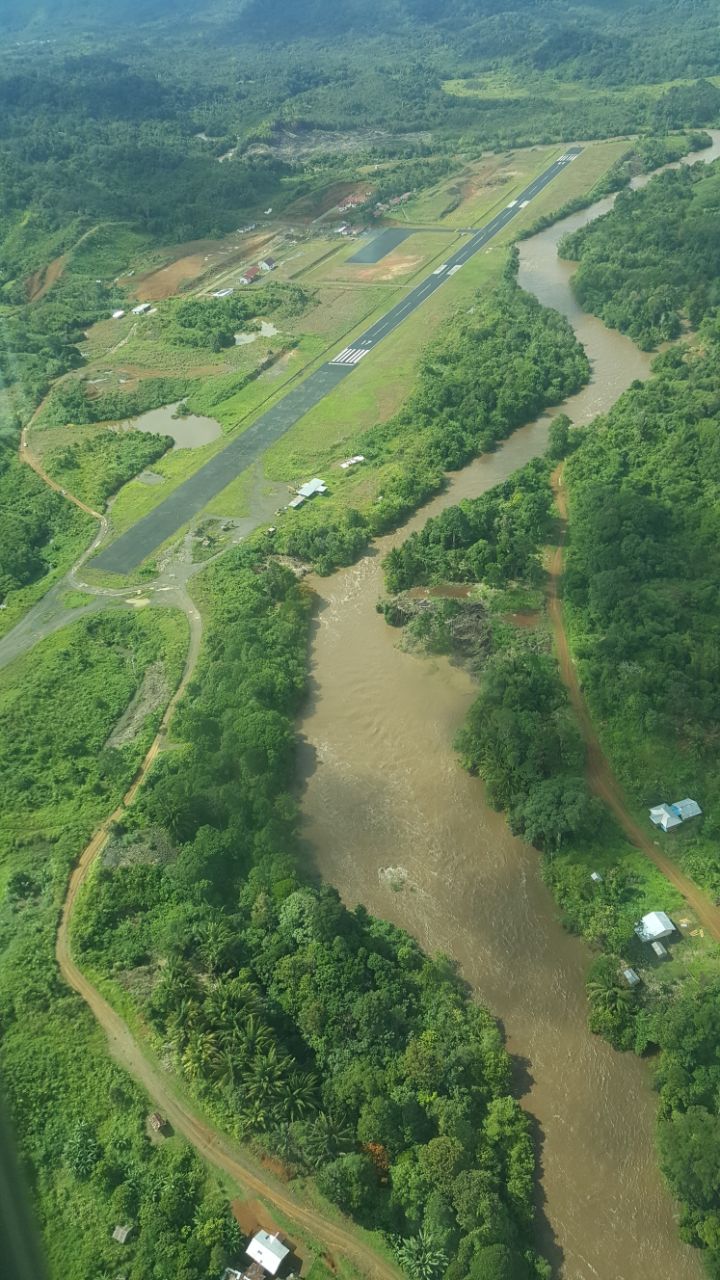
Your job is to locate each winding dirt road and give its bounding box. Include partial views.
[549,466,720,940]
[54,590,400,1280]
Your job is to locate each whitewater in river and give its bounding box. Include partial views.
[297,136,720,1277]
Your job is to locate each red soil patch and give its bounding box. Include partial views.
[504,609,541,627]
[132,252,210,301]
[260,1153,291,1182]
[132,232,276,301]
[231,1198,282,1237]
[26,252,68,302]
[354,253,423,282]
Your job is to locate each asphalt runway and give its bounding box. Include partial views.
[93,147,582,574]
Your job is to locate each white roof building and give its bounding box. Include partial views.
[649,803,682,831]
[245,1232,289,1276]
[131,302,152,315]
[650,798,702,831]
[635,911,675,942]
[297,478,327,499]
[623,968,641,987]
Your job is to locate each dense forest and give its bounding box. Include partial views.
[560,157,720,347]
[70,553,551,1280]
[563,326,720,898]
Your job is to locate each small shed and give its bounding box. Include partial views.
[590,871,603,884]
[246,1231,289,1276]
[297,478,327,499]
[112,1224,133,1244]
[635,911,675,942]
[149,1111,166,1132]
[112,309,126,319]
[651,941,668,958]
[623,968,641,988]
[260,257,277,272]
[288,495,305,509]
[131,303,151,316]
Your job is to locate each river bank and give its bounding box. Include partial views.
[296,135,720,1277]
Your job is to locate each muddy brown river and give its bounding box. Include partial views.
[297,137,720,1278]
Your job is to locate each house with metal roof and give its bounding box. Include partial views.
[649,798,702,831]
[635,911,676,942]
[245,1231,290,1276]
[297,478,327,499]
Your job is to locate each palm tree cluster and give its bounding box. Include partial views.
[154,962,319,1133]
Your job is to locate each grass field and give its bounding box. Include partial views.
[261,248,504,483]
[402,145,559,228]
[498,139,632,236]
[442,70,720,103]
[310,230,460,284]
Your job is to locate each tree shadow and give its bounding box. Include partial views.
[527,1109,565,1277]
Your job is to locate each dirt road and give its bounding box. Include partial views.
[54,590,400,1280]
[549,466,720,940]
[20,416,105,523]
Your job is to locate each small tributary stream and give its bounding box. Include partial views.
[297,135,720,1277]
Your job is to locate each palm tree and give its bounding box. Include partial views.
[300,1111,355,1168]
[277,1068,319,1123]
[166,998,202,1054]
[182,1029,222,1083]
[222,1014,274,1063]
[236,1097,271,1136]
[205,976,263,1030]
[243,1045,293,1108]
[197,919,235,976]
[153,958,199,1019]
[586,976,634,1016]
[395,1229,448,1280]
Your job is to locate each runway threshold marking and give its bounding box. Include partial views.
[330,347,371,366]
